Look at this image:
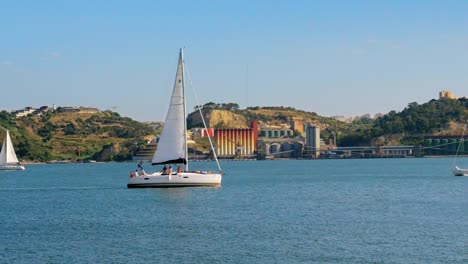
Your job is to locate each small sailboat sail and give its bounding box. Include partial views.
[128,49,222,188]
[452,122,467,176]
[0,130,25,171]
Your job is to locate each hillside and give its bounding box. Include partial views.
[188,99,468,147]
[188,109,248,128]
[187,103,354,146]
[340,98,468,146]
[2,98,466,163]
[187,103,347,133]
[0,110,155,162]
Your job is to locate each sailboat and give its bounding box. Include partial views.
[0,130,25,171]
[452,122,467,176]
[127,49,222,188]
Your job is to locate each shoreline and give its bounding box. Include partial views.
[17,155,468,165]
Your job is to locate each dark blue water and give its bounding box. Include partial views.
[1,158,467,263]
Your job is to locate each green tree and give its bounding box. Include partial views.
[63,123,76,135]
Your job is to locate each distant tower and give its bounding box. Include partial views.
[439,90,456,99]
[306,126,320,158]
[251,121,258,151]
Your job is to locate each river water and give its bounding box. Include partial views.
[1,158,467,263]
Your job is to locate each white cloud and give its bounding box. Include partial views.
[48,51,61,58]
[40,51,61,60]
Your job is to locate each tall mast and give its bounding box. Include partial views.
[181,48,189,171]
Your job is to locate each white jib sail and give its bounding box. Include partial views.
[0,130,19,165]
[152,50,187,165]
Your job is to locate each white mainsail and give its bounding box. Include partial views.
[151,49,187,166]
[0,130,20,165]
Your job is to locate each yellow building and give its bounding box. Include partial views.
[439,90,457,99]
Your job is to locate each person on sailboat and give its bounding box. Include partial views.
[137,161,145,175]
[162,165,168,174]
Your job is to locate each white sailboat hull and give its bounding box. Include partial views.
[128,172,222,188]
[0,164,25,171]
[452,166,468,176]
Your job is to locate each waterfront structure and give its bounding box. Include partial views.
[305,126,320,158]
[332,146,414,158]
[424,136,467,155]
[259,128,293,138]
[215,121,258,157]
[256,137,304,160]
[380,146,413,156]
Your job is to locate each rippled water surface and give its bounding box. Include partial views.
[1,158,467,263]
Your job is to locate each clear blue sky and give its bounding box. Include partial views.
[1,0,467,121]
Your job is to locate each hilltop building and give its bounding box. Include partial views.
[439,90,457,99]
[439,90,467,100]
[12,106,51,118]
[60,107,100,113]
[12,107,35,117]
[12,105,101,118]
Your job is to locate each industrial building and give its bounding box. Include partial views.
[424,137,467,155]
[259,129,293,138]
[290,119,305,134]
[214,121,258,157]
[305,126,320,158]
